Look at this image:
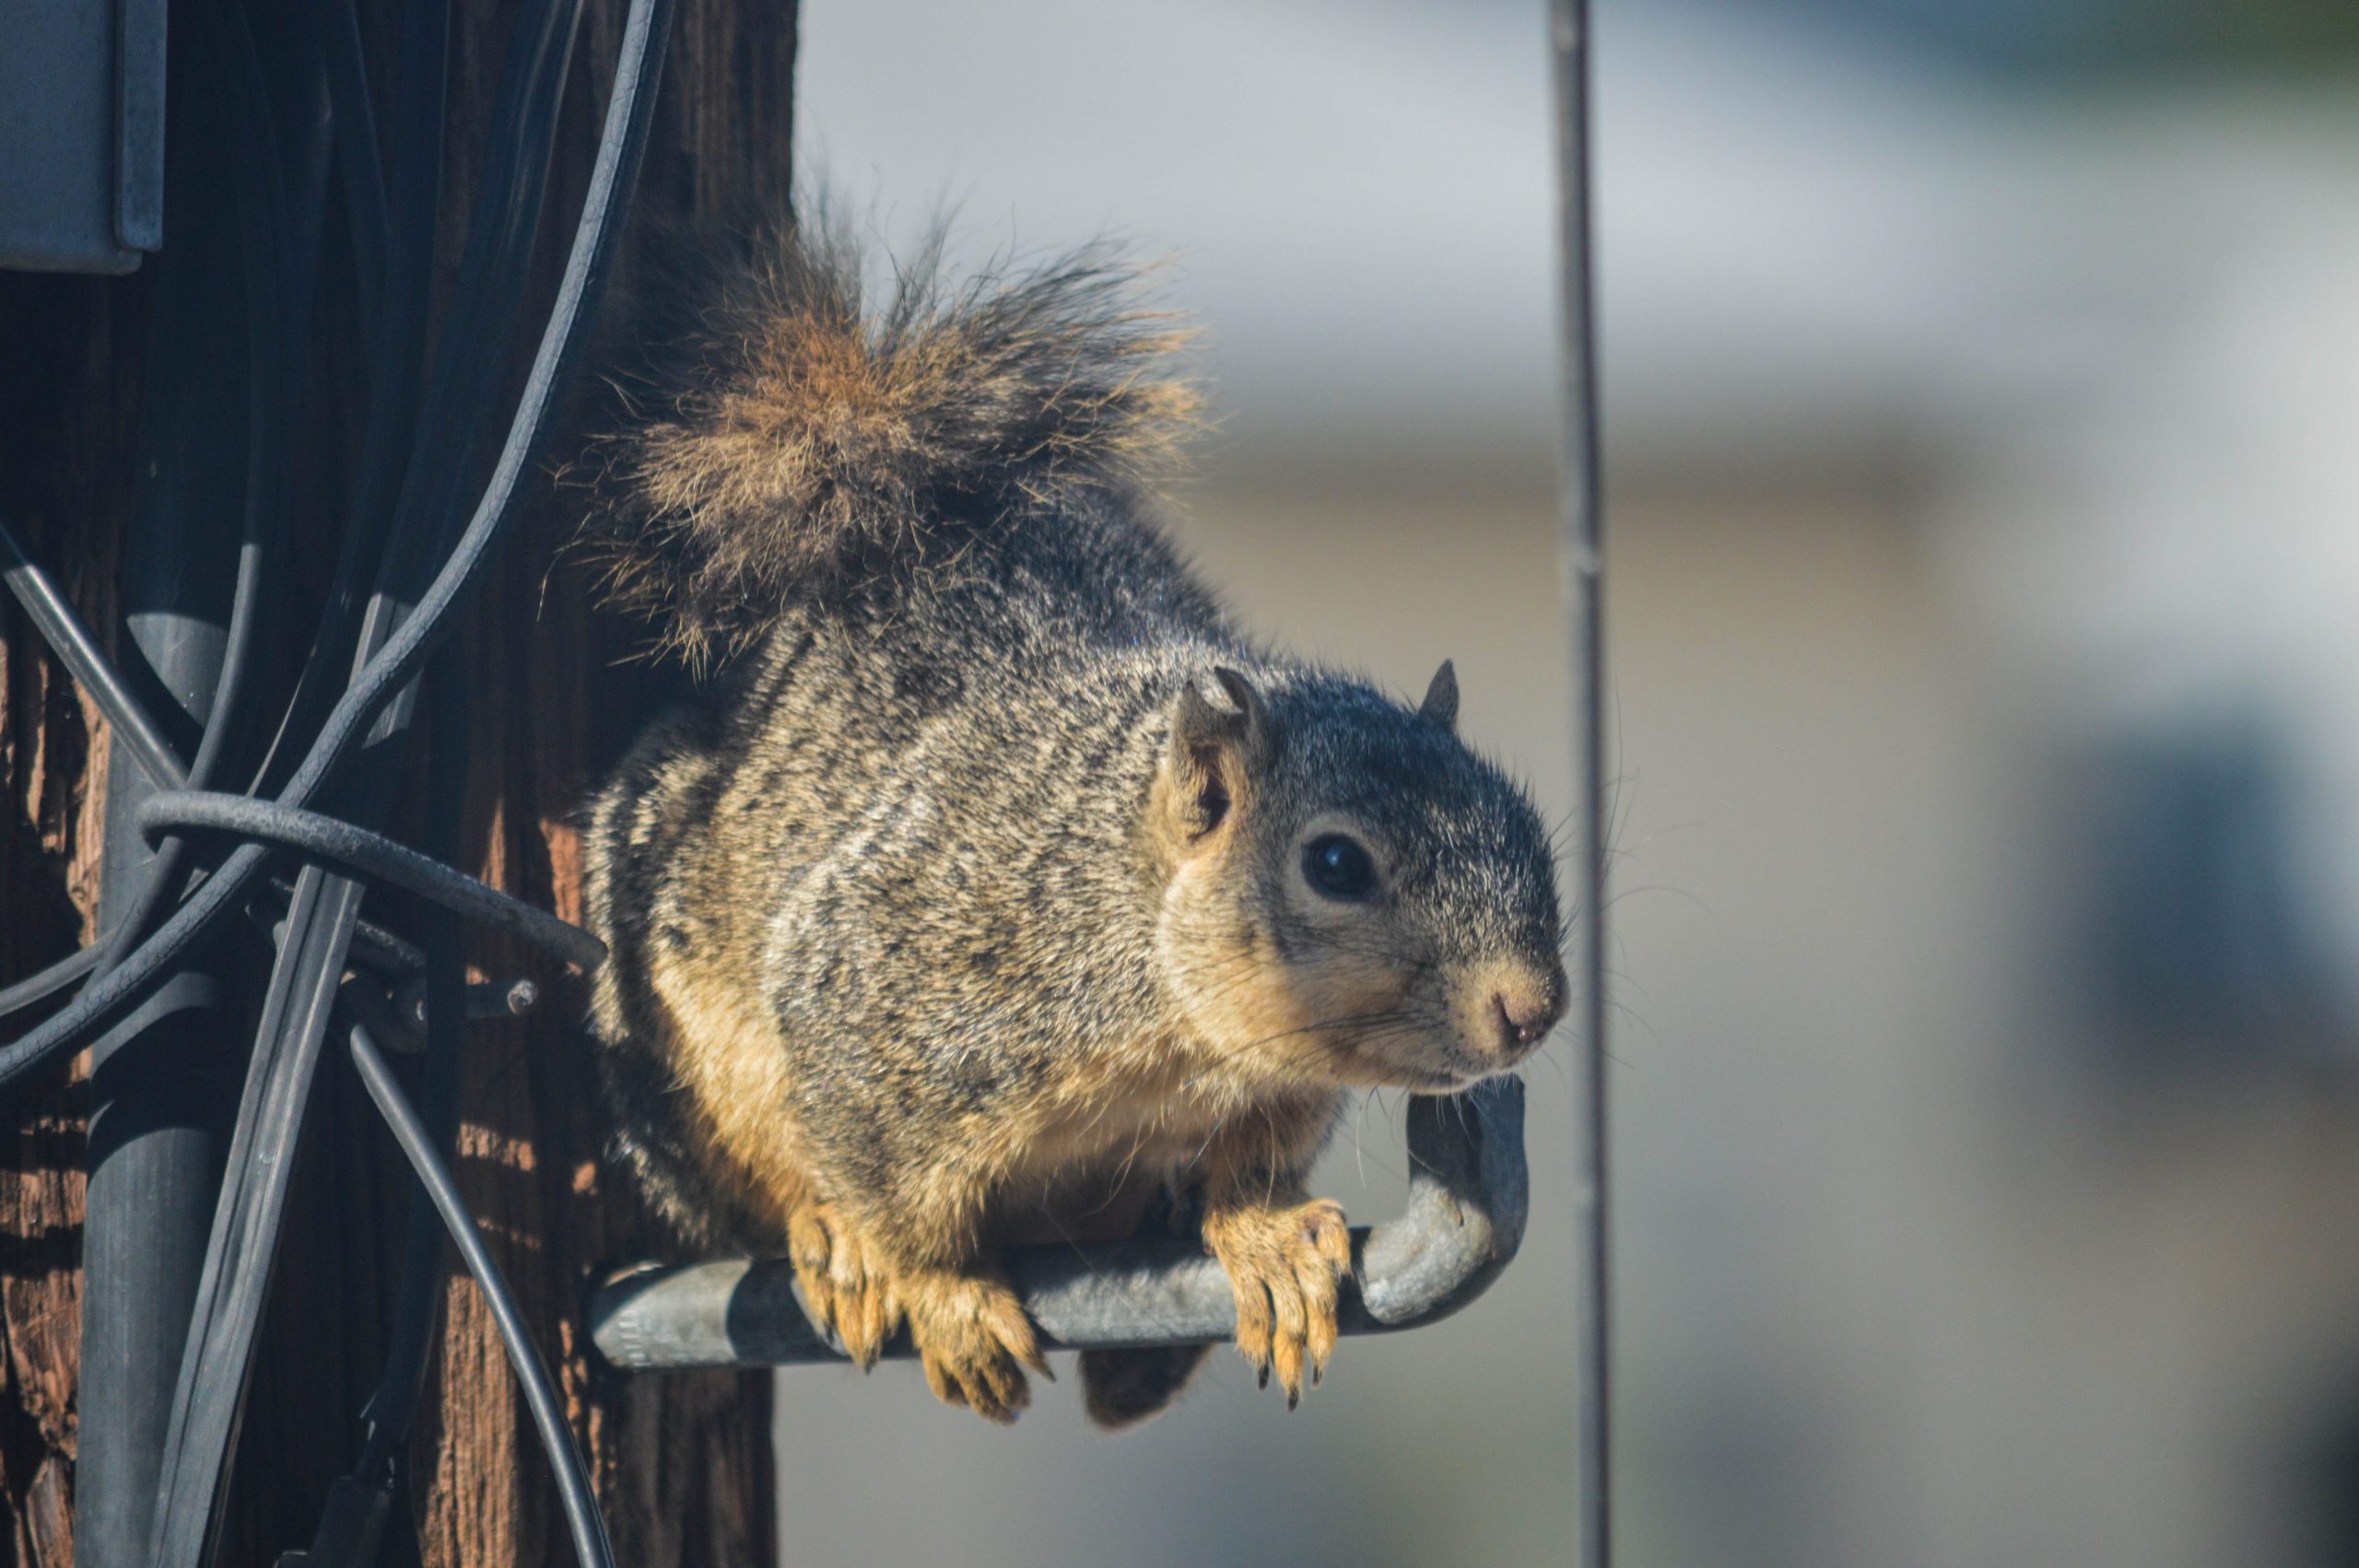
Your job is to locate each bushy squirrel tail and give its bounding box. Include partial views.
[579,216,1200,667]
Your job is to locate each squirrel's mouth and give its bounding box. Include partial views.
[1391,1064,1477,1094]
[1356,1049,1492,1095]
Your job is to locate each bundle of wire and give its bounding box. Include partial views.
[0,0,675,1560]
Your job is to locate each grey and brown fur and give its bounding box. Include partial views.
[581,218,1567,1427]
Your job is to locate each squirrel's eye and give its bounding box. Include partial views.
[1303,835,1377,901]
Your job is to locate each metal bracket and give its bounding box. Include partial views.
[0,0,167,272]
[590,1075,1528,1371]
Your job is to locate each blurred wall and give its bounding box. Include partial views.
[765,2,2359,1564]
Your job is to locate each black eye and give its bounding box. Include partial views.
[1302,834,1377,901]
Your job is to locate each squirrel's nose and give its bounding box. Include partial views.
[1488,976,1564,1057]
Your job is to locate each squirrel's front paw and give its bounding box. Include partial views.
[900,1268,1051,1424]
[1204,1197,1353,1408]
[786,1202,900,1367]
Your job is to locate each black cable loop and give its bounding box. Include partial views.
[136,792,606,972]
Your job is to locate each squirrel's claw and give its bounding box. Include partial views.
[1205,1196,1351,1409]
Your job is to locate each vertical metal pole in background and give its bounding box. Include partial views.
[1549,0,1611,1564]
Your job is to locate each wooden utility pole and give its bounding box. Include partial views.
[0,0,795,1561]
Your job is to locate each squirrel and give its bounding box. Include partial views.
[578,218,1567,1428]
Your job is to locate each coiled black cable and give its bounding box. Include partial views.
[135,791,605,972]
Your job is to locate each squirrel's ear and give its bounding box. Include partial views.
[1419,660,1459,731]
[1161,668,1269,843]
[1210,666,1270,750]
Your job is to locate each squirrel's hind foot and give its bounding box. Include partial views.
[901,1266,1051,1424]
[1203,1196,1353,1409]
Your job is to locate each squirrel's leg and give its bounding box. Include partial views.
[1197,1095,1353,1409]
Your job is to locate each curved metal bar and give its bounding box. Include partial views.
[590,1075,1527,1372]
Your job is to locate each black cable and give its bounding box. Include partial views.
[251,0,446,801]
[352,649,468,1492]
[346,1013,616,1568]
[86,0,309,995]
[379,0,582,583]
[182,0,298,800]
[147,0,595,1550]
[0,509,182,1022]
[147,0,675,1555]
[0,945,102,1027]
[314,0,390,357]
[0,881,420,1030]
[136,792,605,972]
[0,0,675,1102]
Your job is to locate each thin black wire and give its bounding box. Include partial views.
[0,881,419,1029]
[313,0,390,357]
[0,509,182,1001]
[1549,1,1611,1564]
[251,0,440,803]
[346,1014,616,1568]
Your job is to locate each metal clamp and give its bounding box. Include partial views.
[590,1075,1528,1371]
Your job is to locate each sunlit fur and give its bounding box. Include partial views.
[581,217,1564,1429]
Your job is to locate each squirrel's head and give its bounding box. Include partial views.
[1148,662,1566,1094]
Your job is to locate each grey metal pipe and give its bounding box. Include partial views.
[591,1075,1527,1371]
[76,270,245,1568]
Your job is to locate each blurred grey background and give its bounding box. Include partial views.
[775,1,2359,1563]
